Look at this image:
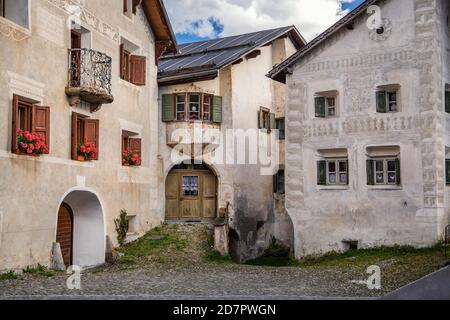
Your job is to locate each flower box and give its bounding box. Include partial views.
[77,143,97,161]
[16,130,48,156]
[122,149,141,167]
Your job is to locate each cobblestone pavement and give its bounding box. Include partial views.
[0,264,381,300]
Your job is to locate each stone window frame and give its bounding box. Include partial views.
[366,146,402,189]
[317,148,349,189]
[314,90,339,118]
[376,84,401,113]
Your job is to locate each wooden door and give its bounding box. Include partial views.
[71,31,82,84]
[165,172,180,219]
[56,204,73,267]
[202,173,217,219]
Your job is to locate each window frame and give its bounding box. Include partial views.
[373,158,399,185]
[326,159,348,186]
[276,118,285,140]
[0,0,30,30]
[172,92,215,123]
[315,94,338,118]
[121,130,141,167]
[376,87,400,113]
[181,175,200,198]
[71,113,99,161]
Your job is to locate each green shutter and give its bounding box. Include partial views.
[376,91,387,113]
[315,97,326,118]
[395,159,401,185]
[258,111,263,129]
[445,92,450,113]
[270,113,276,130]
[367,159,375,185]
[162,94,174,122]
[345,160,349,185]
[317,160,327,185]
[212,96,223,123]
[273,173,278,193]
[446,159,450,185]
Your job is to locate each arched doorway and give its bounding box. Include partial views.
[56,190,105,268]
[166,162,218,221]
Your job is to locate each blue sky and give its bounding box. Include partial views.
[165,0,368,44]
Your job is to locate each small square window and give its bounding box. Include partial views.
[182,176,199,196]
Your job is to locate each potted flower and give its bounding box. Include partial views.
[77,143,97,161]
[17,130,48,156]
[122,149,141,167]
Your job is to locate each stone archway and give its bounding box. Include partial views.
[165,162,218,221]
[56,190,105,268]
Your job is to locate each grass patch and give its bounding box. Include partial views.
[298,245,446,268]
[116,224,189,265]
[23,264,54,278]
[245,239,293,267]
[0,271,19,281]
[205,250,233,264]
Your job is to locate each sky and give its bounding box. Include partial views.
[164,0,367,44]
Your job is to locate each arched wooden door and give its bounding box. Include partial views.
[56,203,73,267]
[165,163,217,221]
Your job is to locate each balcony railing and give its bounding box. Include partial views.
[66,48,114,111]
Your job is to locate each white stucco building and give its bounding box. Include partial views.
[268,0,450,258]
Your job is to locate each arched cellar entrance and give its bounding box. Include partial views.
[165,162,218,221]
[56,190,105,268]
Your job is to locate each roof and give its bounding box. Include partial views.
[267,0,378,83]
[142,0,177,53]
[158,26,306,85]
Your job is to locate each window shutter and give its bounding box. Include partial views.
[376,91,387,113]
[273,174,278,193]
[120,44,125,80]
[131,55,146,86]
[129,138,142,161]
[315,97,326,118]
[32,106,50,154]
[317,160,327,185]
[123,0,128,13]
[11,95,19,152]
[84,119,100,160]
[270,113,276,130]
[367,159,375,185]
[395,158,401,185]
[258,111,264,129]
[212,96,223,123]
[71,113,79,160]
[162,94,175,122]
[446,159,450,185]
[345,160,349,185]
[445,92,450,113]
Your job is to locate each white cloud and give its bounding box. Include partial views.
[164,0,353,41]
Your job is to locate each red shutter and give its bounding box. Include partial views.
[129,138,141,160]
[71,113,79,160]
[84,119,100,160]
[120,44,126,80]
[32,106,50,154]
[11,95,19,152]
[130,55,146,86]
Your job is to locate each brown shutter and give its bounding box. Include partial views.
[120,44,126,80]
[32,105,50,154]
[84,119,100,160]
[129,138,142,161]
[71,113,79,160]
[131,55,146,86]
[123,0,128,13]
[11,95,19,152]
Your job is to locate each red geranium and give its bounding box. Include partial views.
[77,143,97,160]
[17,130,48,155]
[122,149,141,166]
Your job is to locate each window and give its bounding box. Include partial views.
[367,159,400,185]
[317,160,348,186]
[1,0,29,29]
[120,39,146,85]
[123,0,139,17]
[273,170,285,194]
[182,176,199,196]
[445,89,450,114]
[71,113,99,161]
[376,85,400,113]
[11,95,50,154]
[276,118,285,140]
[315,93,337,118]
[161,93,223,123]
[446,159,450,185]
[258,107,275,131]
[122,130,142,166]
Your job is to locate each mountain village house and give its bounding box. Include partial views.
[268,0,450,258]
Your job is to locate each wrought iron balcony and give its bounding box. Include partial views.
[65,48,114,112]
